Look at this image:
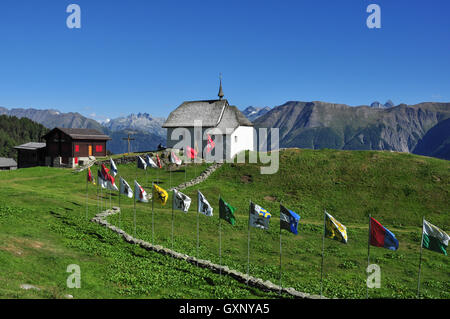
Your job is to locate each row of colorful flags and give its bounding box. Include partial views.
[86,156,448,297]
[88,159,449,256]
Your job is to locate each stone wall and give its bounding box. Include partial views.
[89,162,322,299]
[91,207,321,299]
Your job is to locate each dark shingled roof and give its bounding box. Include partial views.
[42,127,111,140]
[162,99,253,129]
[14,142,46,150]
[0,157,17,168]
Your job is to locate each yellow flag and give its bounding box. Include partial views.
[153,184,168,205]
[325,211,348,244]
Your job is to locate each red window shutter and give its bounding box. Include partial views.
[75,145,80,152]
[96,145,103,152]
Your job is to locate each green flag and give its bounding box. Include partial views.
[422,219,449,255]
[219,197,236,225]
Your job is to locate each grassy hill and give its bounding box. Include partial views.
[0,149,448,298]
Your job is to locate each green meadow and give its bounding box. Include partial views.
[0,149,449,298]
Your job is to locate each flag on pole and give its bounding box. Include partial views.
[101,164,118,191]
[249,202,271,230]
[134,180,148,203]
[198,191,213,217]
[153,183,168,205]
[422,219,448,255]
[280,204,300,235]
[119,177,133,198]
[87,167,95,185]
[145,154,158,168]
[156,154,163,168]
[369,217,399,250]
[186,146,198,159]
[137,156,147,170]
[170,151,182,165]
[173,189,191,212]
[325,211,348,244]
[219,197,236,225]
[206,135,215,153]
[97,169,107,189]
[110,158,118,177]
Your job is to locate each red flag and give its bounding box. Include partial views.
[186,146,198,159]
[87,167,95,184]
[101,163,115,185]
[206,135,215,153]
[156,154,162,168]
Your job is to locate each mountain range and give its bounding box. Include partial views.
[254,101,450,159]
[241,106,271,121]
[1,101,449,160]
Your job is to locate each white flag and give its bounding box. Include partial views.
[198,191,213,217]
[119,177,133,198]
[110,158,118,177]
[173,189,191,212]
[145,155,158,168]
[137,156,147,170]
[170,151,182,165]
[134,180,148,203]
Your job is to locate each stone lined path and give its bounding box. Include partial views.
[90,162,322,299]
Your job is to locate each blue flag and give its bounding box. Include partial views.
[280,204,300,235]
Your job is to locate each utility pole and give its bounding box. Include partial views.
[122,134,135,155]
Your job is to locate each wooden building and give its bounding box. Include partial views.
[14,142,47,168]
[42,127,111,168]
[0,157,18,170]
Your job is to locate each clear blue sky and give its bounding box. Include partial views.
[0,0,449,121]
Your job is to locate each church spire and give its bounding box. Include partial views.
[218,73,224,100]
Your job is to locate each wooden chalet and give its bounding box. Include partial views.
[42,127,111,168]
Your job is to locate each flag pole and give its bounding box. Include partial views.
[279,205,282,296]
[133,182,137,237]
[100,178,103,212]
[171,189,175,250]
[247,200,251,285]
[320,209,326,298]
[118,179,121,230]
[196,190,200,267]
[85,172,89,220]
[366,213,371,299]
[152,182,154,245]
[417,216,425,298]
[96,168,99,215]
[219,194,222,276]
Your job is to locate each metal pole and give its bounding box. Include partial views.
[219,194,222,276]
[118,184,121,230]
[197,190,200,267]
[134,159,138,237]
[247,200,251,285]
[171,190,174,250]
[367,214,371,299]
[85,177,89,220]
[320,210,326,298]
[96,170,99,215]
[100,181,103,212]
[152,182,154,245]
[279,224,282,295]
[417,216,425,298]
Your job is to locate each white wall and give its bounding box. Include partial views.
[167,126,254,160]
[230,126,254,159]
